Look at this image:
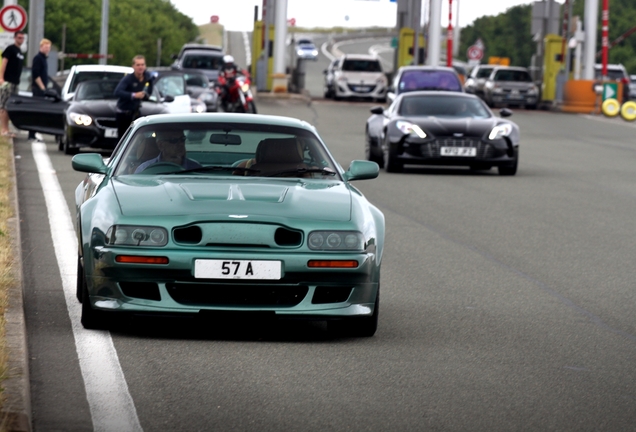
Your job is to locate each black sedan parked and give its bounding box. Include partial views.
[7,79,170,154]
[365,91,520,175]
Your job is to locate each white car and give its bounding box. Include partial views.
[323,54,387,102]
[60,64,134,101]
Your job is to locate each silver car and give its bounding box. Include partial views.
[483,66,539,109]
[464,65,495,99]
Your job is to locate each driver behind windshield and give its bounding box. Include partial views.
[135,130,202,173]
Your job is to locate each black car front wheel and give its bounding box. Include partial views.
[80,272,109,330]
[383,137,403,173]
[365,131,384,168]
[498,158,518,176]
[63,134,79,156]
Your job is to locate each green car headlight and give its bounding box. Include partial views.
[106,225,168,247]
[69,112,93,126]
[308,231,364,251]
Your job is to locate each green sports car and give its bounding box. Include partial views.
[72,113,385,336]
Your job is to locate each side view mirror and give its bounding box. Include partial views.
[499,108,513,117]
[72,153,108,174]
[44,88,61,101]
[370,106,384,115]
[163,95,175,103]
[171,54,178,60]
[344,160,379,181]
[323,69,328,75]
[387,92,396,103]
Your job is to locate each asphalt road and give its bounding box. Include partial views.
[13,35,636,431]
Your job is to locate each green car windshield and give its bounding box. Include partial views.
[114,122,340,179]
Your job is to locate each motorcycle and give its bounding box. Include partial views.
[216,71,257,114]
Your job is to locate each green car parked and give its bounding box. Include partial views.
[72,113,385,336]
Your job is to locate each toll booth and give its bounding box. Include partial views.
[251,21,275,91]
[541,34,564,103]
[397,27,425,68]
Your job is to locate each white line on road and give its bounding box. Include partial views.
[32,142,143,432]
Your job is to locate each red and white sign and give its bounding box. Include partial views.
[0,4,27,33]
[287,17,296,26]
[467,45,483,61]
[210,15,219,24]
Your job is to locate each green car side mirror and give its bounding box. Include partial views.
[344,160,379,181]
[72,153,108,174]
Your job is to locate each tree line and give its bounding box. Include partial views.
[458,0,636,74]
[17,0,199,69]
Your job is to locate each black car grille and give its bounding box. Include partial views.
[418,137,493,158]
[166,283,308,307]
[95,117,117,129]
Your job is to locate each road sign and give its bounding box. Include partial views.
[0,4,27,32]
[602,82,617,101]
[288,17,296,26]
[210,15,219,24]
[467,45,483,61]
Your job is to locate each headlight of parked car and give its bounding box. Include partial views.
[528,85,539,94]
[488,123,513,140]
[308,231,364,251]
[68,112,93,126]
[396,120,427,138]
[106,225,168,247]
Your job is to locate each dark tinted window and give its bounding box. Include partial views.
[184,73,209,88]
[183,54,224,70]
[342,59,382,72]
[399,95,490,118]
[71,71,127,92]
[398,70,462,92]
[75,80,119,101]
[475,67,494,78]
[493,69,532,82]
[594,68,627,80]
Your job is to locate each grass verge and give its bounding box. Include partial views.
[0,136,13,410]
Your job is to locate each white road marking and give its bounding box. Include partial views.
[32,142,143,432]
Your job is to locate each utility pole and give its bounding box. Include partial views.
[582,0,598,80]
[427,0,442,66]
[27,0,45,67]
[99,0,109,65]
[273,0,287,75]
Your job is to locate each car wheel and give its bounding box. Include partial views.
[80,269,108,330]
[63,135,79,156]
[498,158,518,176]
[526,104,537,110]
[247,101,257,114]
[329,288,379,338]
[365,131,384,167]
[383,136,403,173]
[76,256,84,303]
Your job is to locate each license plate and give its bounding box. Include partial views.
[104,128,118,138]
[354,86,370,92]
[194,259,282,280]
[508,90,522,99]
[440,147,476,157]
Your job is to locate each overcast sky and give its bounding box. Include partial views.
[170,0,558,31]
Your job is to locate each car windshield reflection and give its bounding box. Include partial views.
[399,95,491,118]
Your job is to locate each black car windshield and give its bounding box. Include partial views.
[493,69,532,82]
[184,73,209,88]
[70,71,127,93]
[399,95,491,119]
[114,122,340,180]
[183,54,224,70]
[399,70,462,92]
[342,60,382,72]
[74,79,119,101]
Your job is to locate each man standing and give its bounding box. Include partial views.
[0,31,26,138]
[114,55,153,139]
[28,38,52,140]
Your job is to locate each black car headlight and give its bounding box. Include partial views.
[106,225,168,247]
[488,124,513,140]
[68,112,93,126]
[308,231,364,251]
[396,120,427,138]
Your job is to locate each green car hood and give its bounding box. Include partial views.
[112,177,352,221]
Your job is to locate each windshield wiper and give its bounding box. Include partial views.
[263,167,337,178]
[167,166,259,175]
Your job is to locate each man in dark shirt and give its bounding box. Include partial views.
[28,38,52,140]
[114,55,154,139]
[0,31,26,137]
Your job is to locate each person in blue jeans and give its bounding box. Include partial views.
[114,55,154,139]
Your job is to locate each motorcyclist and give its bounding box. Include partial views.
[217,55,240,109]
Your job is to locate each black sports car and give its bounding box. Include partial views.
[7,79,171,154]
[365,91,520,175]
